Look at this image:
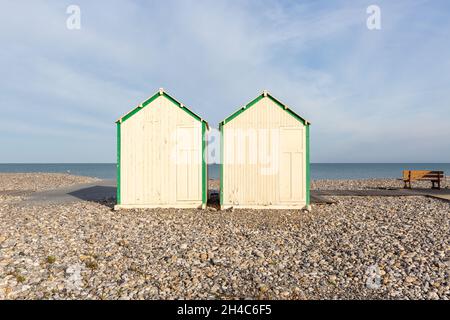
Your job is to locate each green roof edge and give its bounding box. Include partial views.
[116,90,209,129]
[220,92,310,127]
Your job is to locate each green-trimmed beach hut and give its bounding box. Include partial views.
[115,88,209,210]
[219,90,311,210]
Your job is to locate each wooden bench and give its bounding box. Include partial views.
[402,170,444,189]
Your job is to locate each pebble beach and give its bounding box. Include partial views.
[1,174,449,300]
[0,173,99,203]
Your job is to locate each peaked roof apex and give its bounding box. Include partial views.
[220,91,310,126]
[116,89,209,129]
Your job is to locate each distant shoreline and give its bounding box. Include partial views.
[1,163,449,181]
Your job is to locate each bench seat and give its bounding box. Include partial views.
[402,170,444,189]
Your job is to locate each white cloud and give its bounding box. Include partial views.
[0,0,449,162]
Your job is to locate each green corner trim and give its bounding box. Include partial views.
[306,124,310,206]
[219,123,224,206]
[116,122,121,205]
[202,122,207,206]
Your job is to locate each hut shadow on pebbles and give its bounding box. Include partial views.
[68,185,117,209]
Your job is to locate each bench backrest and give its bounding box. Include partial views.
[403,170,444,181]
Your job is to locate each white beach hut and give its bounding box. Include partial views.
[219,90,311,210]
[115,89,208,210]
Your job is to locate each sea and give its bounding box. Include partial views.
[1,163,449,180]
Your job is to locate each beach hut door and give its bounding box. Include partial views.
[176,126,201,201]
[279,127,304,202]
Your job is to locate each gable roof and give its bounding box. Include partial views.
[116,88,209,129]
[219,90,310,127]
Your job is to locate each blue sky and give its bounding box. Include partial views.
[0,0,449,163]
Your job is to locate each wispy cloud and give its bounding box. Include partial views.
[0,0,449,162]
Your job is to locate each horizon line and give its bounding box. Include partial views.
[1,162,450,165]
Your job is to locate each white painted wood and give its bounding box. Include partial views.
[222,96,307,209]
[219,204,307,210]
[115,203,203,210]
[176,126,200,201]
[279,127,304,202]
[120,95,203,208]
